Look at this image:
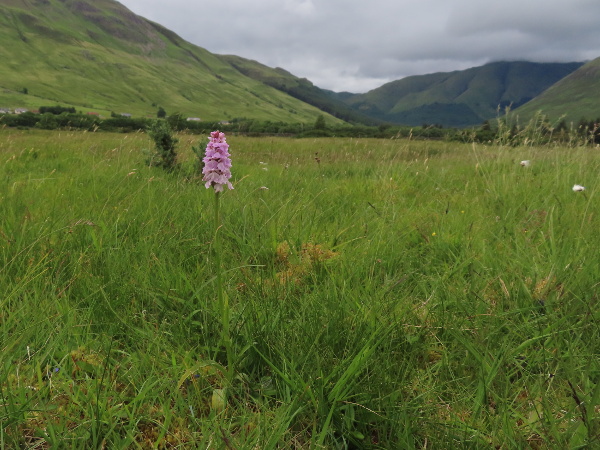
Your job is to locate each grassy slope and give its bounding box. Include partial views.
[514,57,600,123]
[0,0,343,123]
[219,54,382,125]
[1,130,599,447]
[343,61,583,127]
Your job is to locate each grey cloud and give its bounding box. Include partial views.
[118,0,600,93]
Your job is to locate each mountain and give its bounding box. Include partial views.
[513,57,600,123]
[218,55,381,125]
[337,61,584,127]
[0,0,593,129]
[0,0,343,123]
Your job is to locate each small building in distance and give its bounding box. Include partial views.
[187,117,201,122]
[121,113,132,117]
[14,108,29,114]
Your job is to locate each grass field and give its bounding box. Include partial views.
[1,129,599,448]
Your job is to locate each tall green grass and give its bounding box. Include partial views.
[1,129,599,448]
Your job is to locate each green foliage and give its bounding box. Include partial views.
[491,109,600,147]
[0,111,38,128]
[191,140,205,175]
[39,105,76,115]
[99,116,151,133]
[35,112,58,130]
[145,120,179,170]
[166,112,185,131]
[3,109,600,146]
[450,108,600,147]
[576,117,600,145]
[157,106,166,118]
[313,114,326,130]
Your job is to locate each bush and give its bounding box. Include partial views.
[167,113,185,131]
[36,113,59,130]
[39,105,76,115]
[0,112,39,127]
[57,113,100,131]
[144,120,179,171]
[99,116,150,133]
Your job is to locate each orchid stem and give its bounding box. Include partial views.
[214,191,233,379]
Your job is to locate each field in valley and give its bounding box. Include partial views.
[1,129,599,448]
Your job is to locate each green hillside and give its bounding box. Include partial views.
[0,0,343,123]
[0,0,594,129]
[340,61,583,127]
[514,57,600,123]
[219,54,381,125]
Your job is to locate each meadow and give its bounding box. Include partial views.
[1,128,599,448]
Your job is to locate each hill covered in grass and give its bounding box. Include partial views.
[513,57,600,124]
[0,0,343,123]
[219,55,382,125]
[337,61,583,127]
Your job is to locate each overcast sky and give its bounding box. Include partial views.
[118,0,600,93]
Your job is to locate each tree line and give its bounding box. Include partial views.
[1,107,599,145]
[0,109,440,138]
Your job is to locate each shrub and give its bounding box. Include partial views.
[0,112,39,127]
[39,105,76,115]
[144,120,179,171]
[36,113,59,130]
[99,116,150,133]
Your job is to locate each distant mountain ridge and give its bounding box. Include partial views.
[333,61,584,127]
[217,56,589,128]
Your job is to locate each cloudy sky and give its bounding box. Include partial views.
[118,0,600,93]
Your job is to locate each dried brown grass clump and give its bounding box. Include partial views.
[274,241,338,286]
